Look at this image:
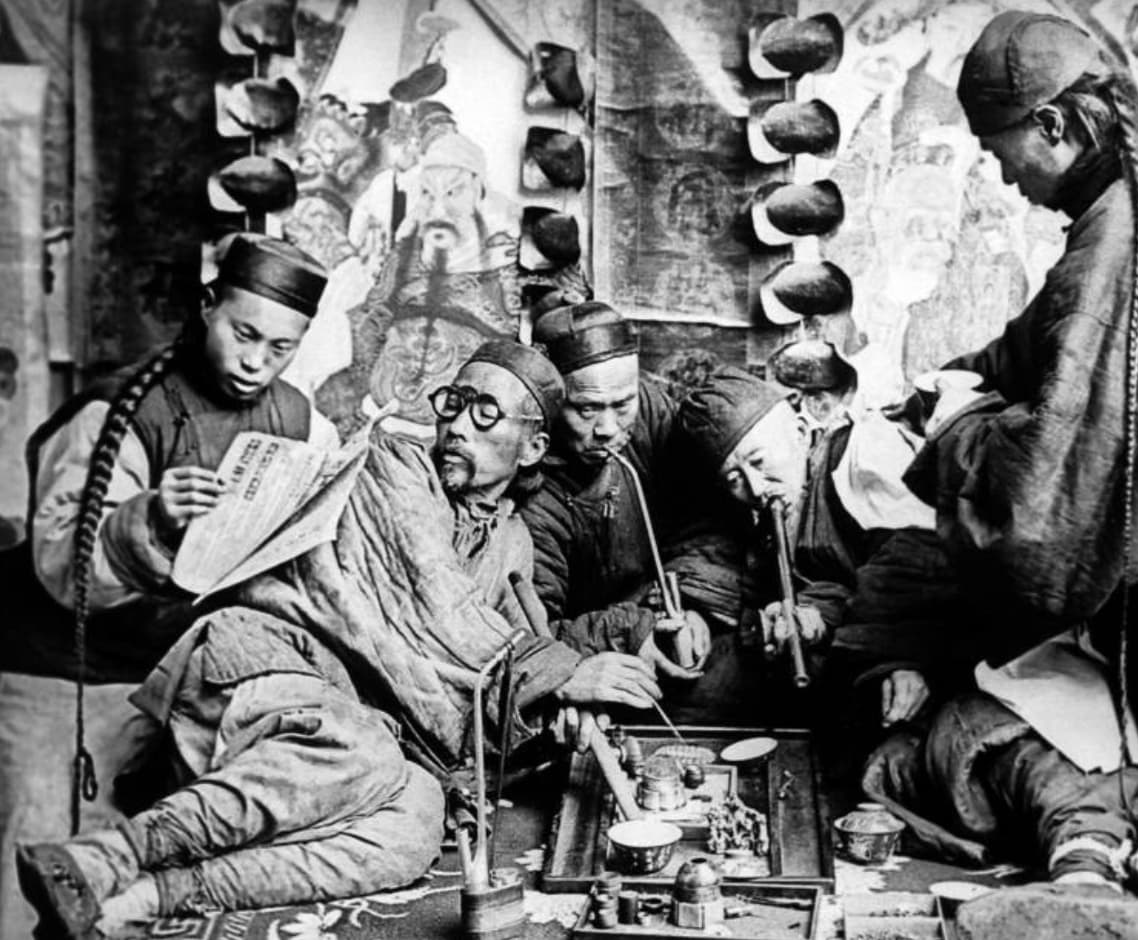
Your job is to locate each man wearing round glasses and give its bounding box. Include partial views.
[426,343,664,744]
[429,380,547,504]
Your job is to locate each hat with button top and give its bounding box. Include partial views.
[532,301,638,374]
[218,233,327,318]
[957,11,1109,137]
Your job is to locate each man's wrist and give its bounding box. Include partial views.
[146,493,181,553]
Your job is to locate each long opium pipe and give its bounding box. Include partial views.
[604,447,682,619]
[771,497,810,689]
[507,576,643,820]
[471,629,527,886]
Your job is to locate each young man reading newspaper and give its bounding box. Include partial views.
[0,234,334,938]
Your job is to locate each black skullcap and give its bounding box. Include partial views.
[679,365,789,470]
[218,234,327,317]
[464,339,565,425]
[532,301,637,374]
[958,12,1107,137]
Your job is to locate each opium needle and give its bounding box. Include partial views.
[652,700,686,745]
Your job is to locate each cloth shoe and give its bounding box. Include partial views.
[16,843,104,940]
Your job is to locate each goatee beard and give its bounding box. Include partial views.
[434,447,473,497]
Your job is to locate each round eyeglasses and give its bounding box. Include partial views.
[429,384,544,431]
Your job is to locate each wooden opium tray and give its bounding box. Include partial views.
[543,726,833,893]
[571,880,822,940]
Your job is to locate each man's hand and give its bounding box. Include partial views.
[154,467,226,532]
[638,632,703,681]
[759,601,826,654]
[645,609,711,676]
[552,706,611,753]
[556,653,661,709]
[880,669,929,726]
[925,380,983,437]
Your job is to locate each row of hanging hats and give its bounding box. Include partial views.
[519,43,594,273]
[744,12,856,394]
[208,0,303,220]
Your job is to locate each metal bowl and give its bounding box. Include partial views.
[607,820,683,874]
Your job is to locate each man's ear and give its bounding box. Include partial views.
[519,429,550,469]
[200,284,218,324]
[1033,105,1067,145]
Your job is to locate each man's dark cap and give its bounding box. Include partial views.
[464,339,565,425]
[218,234,327,317]
[958,12,1107,136]
[532,301,637,374]
[678,365,789,470]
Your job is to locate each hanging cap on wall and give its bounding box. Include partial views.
[749,13,843,79]
[210,155,298,214]
[223,0,297,54]
[749,179,844,247]
[522,127,586,190]
[525,42,596,110]
[520,207,581,271]
[748,99,840,164]
[758,260,852,325]
[390,62,448,103]
[768,338,856,392]
[216,76,300,136]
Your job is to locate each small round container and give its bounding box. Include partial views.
[617,890,640,924]
[637,755,685,811]
[606,820,683,874]
[833,802,905,864]
[673,857,722,903]
[682,763,706,790]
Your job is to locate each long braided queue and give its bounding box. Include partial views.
[1096,42,1138,825]
[68,344,178,835]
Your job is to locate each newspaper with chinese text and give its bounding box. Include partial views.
[172,422,372,599]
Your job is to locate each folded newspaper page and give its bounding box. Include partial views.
[172,422,372,599]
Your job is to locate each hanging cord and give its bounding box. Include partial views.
[68,345,179,835]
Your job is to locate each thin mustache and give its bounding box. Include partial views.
[440,440,475,462]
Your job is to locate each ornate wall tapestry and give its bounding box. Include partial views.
[271,0,592,434]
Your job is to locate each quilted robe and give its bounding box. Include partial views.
[158,430,582,771]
